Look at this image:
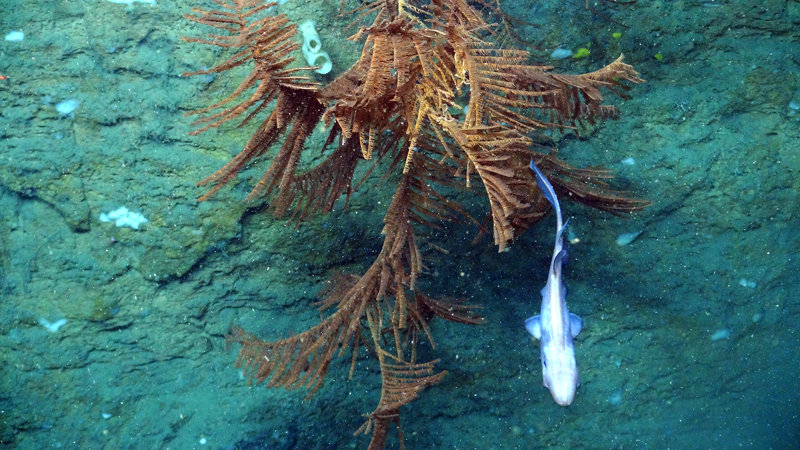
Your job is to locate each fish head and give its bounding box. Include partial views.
[541,340,579,406]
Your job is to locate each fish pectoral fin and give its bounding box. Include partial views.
[525,315,542,339]
[569,313,583,338]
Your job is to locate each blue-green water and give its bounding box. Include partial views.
[1,0,798,448]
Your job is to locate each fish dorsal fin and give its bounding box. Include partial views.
[552,248,568,277]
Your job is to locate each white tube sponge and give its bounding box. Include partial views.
[299,20,332,74]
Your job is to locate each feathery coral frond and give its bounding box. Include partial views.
[537,152,651,213]
[228,151,449,389]
[507,54,644,128]
[416,293,486,325]
[355,352,446,450]
[194,89,325,204]
[227,262,373,395]
[183,1,317,134]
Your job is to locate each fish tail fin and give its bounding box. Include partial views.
[530,159,563,227]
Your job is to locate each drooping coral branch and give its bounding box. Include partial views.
[183,0,317,134]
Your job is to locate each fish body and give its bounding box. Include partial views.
[525,160,583,406]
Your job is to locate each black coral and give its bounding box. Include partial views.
[184,0,645,447]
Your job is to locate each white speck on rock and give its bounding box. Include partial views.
[608,391,623,406]
[39,317,67,332]
[738,278,756,289]
[711,328,731,341]
[551,48,573,59]
[106,0,157,5]
[56,99,80,116]
[616,230,642,246]
[5,31,24,42]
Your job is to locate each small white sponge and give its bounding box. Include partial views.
[100,206,148,229]
[299,20,332,74]
[106,0,156,5]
